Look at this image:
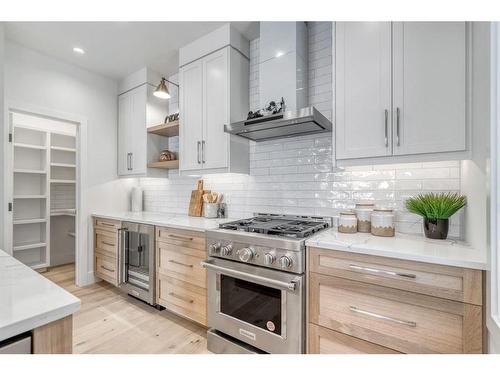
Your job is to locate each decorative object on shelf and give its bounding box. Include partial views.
[354,201,375,233]
[405,192,466,240]
[164,112,179,124]
[131,186,143,212]
[247,97,286,120]
[371,208,395,237]
[153,77,179,100]
[338,211,357,233]
[159,150,176,161]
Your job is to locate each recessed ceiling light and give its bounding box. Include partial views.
[73,47,85,55]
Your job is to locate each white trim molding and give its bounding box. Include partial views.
[487,21,500,350]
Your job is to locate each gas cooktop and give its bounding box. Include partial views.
[219,214,331,239]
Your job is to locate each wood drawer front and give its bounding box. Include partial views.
[157,275,207,326]
[95,254,118,286]
[308,324,400,354]
[156,226,206,251]
[95,229,118,258]
[157,244,206,288]
[94,217,121,232]
[309,273,482,354]
[308,247,482,305]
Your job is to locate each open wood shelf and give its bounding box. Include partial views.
[51,162,76,168]
[147,160,179,169]
[50,179,76,184]
[51,146,76,153]
[13,218,47,225]
[13,241,47,251]
[147,121,179,137]
[14,143,47,151]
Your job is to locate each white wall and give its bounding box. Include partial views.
[3,41,131,284]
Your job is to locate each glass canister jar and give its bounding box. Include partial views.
[371,208,395,237]
[354,201,375,233]
[338,211,358,233]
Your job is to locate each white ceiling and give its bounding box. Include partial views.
[4,22,260,80]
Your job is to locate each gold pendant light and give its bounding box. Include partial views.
[153,77,171,99]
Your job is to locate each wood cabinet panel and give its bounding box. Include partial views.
[309,273,482,354]
[308,324,400,354]
[157,275,207,326]
[157,244,206,288]
[94,217,121,233]
[95,229,118,258]
[95,253,119,286]
[156,226,206,252]
[32,315,73,354]
[309,247,482,305]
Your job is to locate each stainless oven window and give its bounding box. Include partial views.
[220,274,282,335]
[124,230,151,291]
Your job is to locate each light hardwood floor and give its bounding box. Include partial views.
[43,264,210,354]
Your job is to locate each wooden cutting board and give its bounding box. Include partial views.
[188,180,209,217]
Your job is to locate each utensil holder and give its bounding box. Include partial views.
[204,203,219,218]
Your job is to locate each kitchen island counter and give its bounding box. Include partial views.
[0,249,80,342]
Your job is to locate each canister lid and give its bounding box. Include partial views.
[340,211,356,216]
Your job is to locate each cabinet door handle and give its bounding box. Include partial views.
[167,234,194,241]
[101,241,115,247]
[349,306,417,327]
[168,259,194,268]
[396,107,401,147]
[127,152,132,171]
[101,265,115,273]
[202,140,206,164]
[100,222,114,227]
[197,141,201,164]
[130,152,134,170]
[349,264,416,279]
[384,109,389,147]
[168,292,194,304]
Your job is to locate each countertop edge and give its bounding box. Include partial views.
[305,239,488,270]
[0,300,81,342]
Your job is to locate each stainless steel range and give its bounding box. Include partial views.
[202,214,332,354]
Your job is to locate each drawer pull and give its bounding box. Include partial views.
[167,234,193,241]
[349,306,417,328]
[168,292,194,304]
[349,264,416,279]
[100,222,114,227]
[101,265,115,273]
[101,241,115,247]
[168,259,193,268]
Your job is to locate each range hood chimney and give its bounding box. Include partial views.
[225,22,332,142]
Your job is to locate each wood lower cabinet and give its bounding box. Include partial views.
[32,315,73,354]
[156,226,207,326]
[307,247,484,354]
[93,217,120,286]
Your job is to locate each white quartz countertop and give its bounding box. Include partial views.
[92,211,239,232]
[305,229,487,270]
[0,249,81,341]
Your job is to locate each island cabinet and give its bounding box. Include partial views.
[155,226,207,326]
[307,247,484,354]
[93,217,121,286]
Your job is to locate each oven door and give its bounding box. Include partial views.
[202,257,304,354]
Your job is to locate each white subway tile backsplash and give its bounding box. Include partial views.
[141,22,463,238]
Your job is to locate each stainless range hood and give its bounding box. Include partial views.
[225,22,332,142]
[224,106,332,142]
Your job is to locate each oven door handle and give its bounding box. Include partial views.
[201,260,300,291]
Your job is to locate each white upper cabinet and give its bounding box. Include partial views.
[392,22,466,155]
[335,22,469,164]
[178,25,250,176]
[179,60,204,172]
[202,48,229,170]
[335,22,392,159]
[118,70,168,177]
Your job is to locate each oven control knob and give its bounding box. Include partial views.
[209,242,221,253]
[238,248,254,262]
[264,253,276,265]
[279,256,293,269]
[221,244,233,256]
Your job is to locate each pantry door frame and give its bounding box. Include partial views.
[3,101,89,286]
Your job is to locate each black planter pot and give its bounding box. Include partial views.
[423,218,449,240]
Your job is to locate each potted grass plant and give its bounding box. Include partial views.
[405,192,466,240]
